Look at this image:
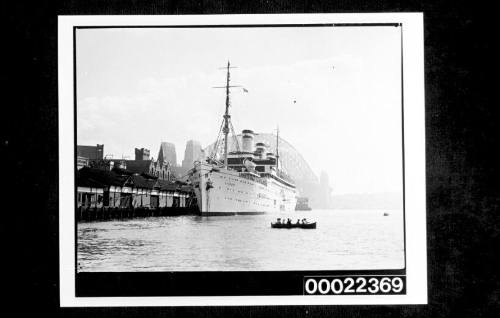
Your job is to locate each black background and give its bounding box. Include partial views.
[3,1,498,317]
[76,270,406,296]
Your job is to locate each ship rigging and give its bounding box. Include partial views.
[209,61,282,171]
[210,61,241,167]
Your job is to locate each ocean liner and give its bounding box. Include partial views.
[188,62,297,215]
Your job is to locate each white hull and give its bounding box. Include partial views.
[189,162,297,215]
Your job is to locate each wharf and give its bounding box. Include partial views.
[76,166,199,221]
[77,206,198,222]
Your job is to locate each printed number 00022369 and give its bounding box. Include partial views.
[304,276,406,295]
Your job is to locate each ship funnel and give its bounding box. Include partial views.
[255,142,267,159]
[242,129,255,153]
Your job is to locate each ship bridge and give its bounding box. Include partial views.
[205,133,319,183]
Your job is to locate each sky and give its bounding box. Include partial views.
[76,26,403,195]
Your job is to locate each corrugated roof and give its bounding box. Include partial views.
[77,167,129,187]
[112,167,134,176]
[77,167,192,193]
[123,160,152,174]
[156,179,178,191]
[130,174,157,190]
[76,174,105,188]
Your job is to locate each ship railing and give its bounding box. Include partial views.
[260,172,296,189]
[239,171,267,186]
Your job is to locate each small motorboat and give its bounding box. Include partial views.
[271,222,316,229]
[383,212,389,216]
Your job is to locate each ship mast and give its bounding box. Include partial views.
[211,61,241,168]
[222,61,231,168]
[214,61,241,168]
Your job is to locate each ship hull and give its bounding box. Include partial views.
[188,162,297,216]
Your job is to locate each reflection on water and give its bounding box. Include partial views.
[77,209,405,272]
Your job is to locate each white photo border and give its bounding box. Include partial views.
[58,13,426,306]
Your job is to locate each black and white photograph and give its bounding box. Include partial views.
[58,14,426,306]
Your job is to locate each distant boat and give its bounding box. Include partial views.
[271,222,316,229]
[383,212,389,216]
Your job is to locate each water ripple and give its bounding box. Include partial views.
[77,209,405,272]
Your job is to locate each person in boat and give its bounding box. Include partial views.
[296,219,300,225]
[287,218,292,225]
[302,218,307,224]
[276,218,281,224]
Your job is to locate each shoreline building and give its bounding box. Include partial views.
[76,167,191,209]
[123,159,172,181]
[135,148,150,160]
[77,144,175,181]
[181,140,204,170]
[77,144,104,160]
[77,144,104,170]
[158,142,177,167]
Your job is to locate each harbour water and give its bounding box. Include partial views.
[77,209,405,272]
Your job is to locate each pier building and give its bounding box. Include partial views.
[76,167,195,220]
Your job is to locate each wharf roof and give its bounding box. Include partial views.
[123,160,153,174]
[76,175,106,188]
[77,167,193,193]
[112,167,134,176]
[77,167,129,187]
[141,172,159,179]
[156,179,178,191]
[112,167,157,179]
[130,174,157,190]
[179,185,194,193]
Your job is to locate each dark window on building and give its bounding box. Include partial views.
[103,191,110,206]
